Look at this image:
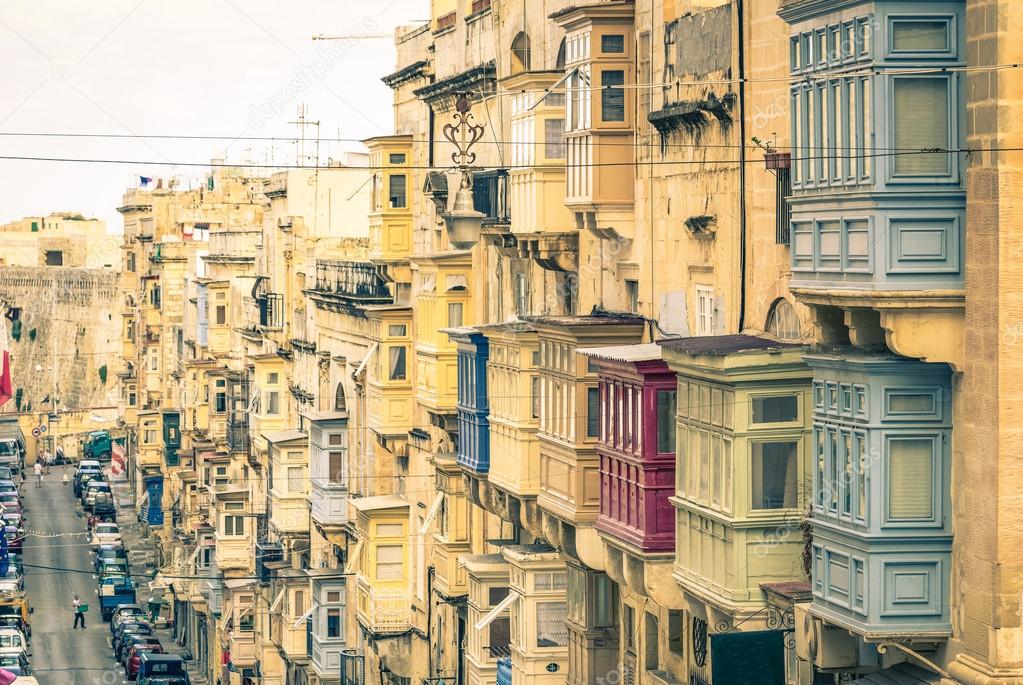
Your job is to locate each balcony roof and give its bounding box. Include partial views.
[849,664,944,685]
[351,495,409,512]
[579,342,661,363]
[524,312,646,329]
[262,430,308,444]
[658,334,801,356]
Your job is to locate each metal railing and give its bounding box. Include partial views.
[314,260,390,299]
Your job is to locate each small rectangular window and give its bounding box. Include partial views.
[751,441,798,509]
[267,391,280,415]
[656,390,676,453]
[625,280,639,313]
[267,372,279,385]
[388,346,407,381]
[328,451,345,484]
[586,387,600,438]
[888,438,934,520]
[388,153,406,164]
[318,607,340,638]
[601,70,625,122]
[44,250,63,266]
[448,302,463,328]
[601,34,625,53]
[892,20,949,51]
[388,174,407,209]
[751,395,799,424]
[388,324,407,337]
[215,305,226,325]
[488,587,510,606]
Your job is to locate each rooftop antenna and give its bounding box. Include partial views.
[289,104,321,167]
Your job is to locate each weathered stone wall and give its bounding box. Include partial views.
[0,267,120,412]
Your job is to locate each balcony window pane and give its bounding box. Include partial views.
[489,616,511,657]
[751,395,798,424]
[536,601,569,647]
[531,376,540,420]
[601,70,625,122]
[888,438,934,520]
[388,174,407,208]
[448,302,463,328]
[893,77,950,175]
[656,390,676,453]
[327,608,341,638]
[215,305,226,325]
[389,346,407,381]
[587,387,600,438]
[376,544,404,580]
[328,451,345,484]
[751,441,798,509]
[267,391,280,415]
[892,21,948,51]
[545,119,565,159]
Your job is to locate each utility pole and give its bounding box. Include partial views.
[288,105,321,167]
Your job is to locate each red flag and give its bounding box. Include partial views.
[111,441,126,476]
[0,352,12,408]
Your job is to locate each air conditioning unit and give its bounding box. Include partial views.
[795,605,859,669]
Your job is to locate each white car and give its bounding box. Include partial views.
[90,522,122,548]
[0,628,26,652]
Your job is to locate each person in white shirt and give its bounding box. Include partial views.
[33,461,42,488]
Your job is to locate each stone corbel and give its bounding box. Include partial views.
[880,309,965,372]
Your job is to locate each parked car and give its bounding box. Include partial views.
[74,470,101,497]
[0,468,14,482]
[83,481,111,511]
[0,650,31,676]
[93,491,117,522]
[94,544,128,572]
[0,493,22,511]
[126,643,164,679]
[90,522,122,549]
[110,604,146,634]
[136,653,188,685]
[0,482,18,498]
[118,634,161,666]
[97,559,130,577]
[3,526,23,553]
[0,566,24,594]
[113,622,153,659]
[0,627,27,651]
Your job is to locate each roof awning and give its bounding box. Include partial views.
[851,664,945,685]
[224,578,256,590]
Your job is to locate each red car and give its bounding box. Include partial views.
[126,643,164,680]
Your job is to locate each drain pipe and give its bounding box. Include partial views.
[736,0,748,333]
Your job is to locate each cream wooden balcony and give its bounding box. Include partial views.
[228,630,257,666]
[356,578,412,635]
[270,614,308,660]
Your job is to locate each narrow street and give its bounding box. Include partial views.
[22,469,126,685]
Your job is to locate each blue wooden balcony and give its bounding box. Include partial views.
[805,353,952,638]
[450,329,490,474]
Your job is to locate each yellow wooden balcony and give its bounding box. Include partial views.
[352,495,412,635]
[364,135,413,266]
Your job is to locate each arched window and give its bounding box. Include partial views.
[334,382,347,412]
[511,32,531,74]
[766,298,800,341]
[556,38,567,70]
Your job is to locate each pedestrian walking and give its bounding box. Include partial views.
[72,594,86,629]
[43,449,51,475]
[33,462,42,488]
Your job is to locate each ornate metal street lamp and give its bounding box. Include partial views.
[441,94,486,249]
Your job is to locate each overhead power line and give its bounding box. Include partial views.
[0,147,995,171]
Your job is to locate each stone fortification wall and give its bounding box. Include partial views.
[0,267,120,412]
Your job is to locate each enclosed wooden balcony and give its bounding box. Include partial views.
[528,314,645,559]
[265,430,310,537]
[352,495,412,636]
[363,135,413,275]
[660,335,812,625]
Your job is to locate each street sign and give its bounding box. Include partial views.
[30,428,39,438]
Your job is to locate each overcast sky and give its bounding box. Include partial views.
[0,0,423,231]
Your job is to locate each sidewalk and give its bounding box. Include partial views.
[107,471,208,683]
